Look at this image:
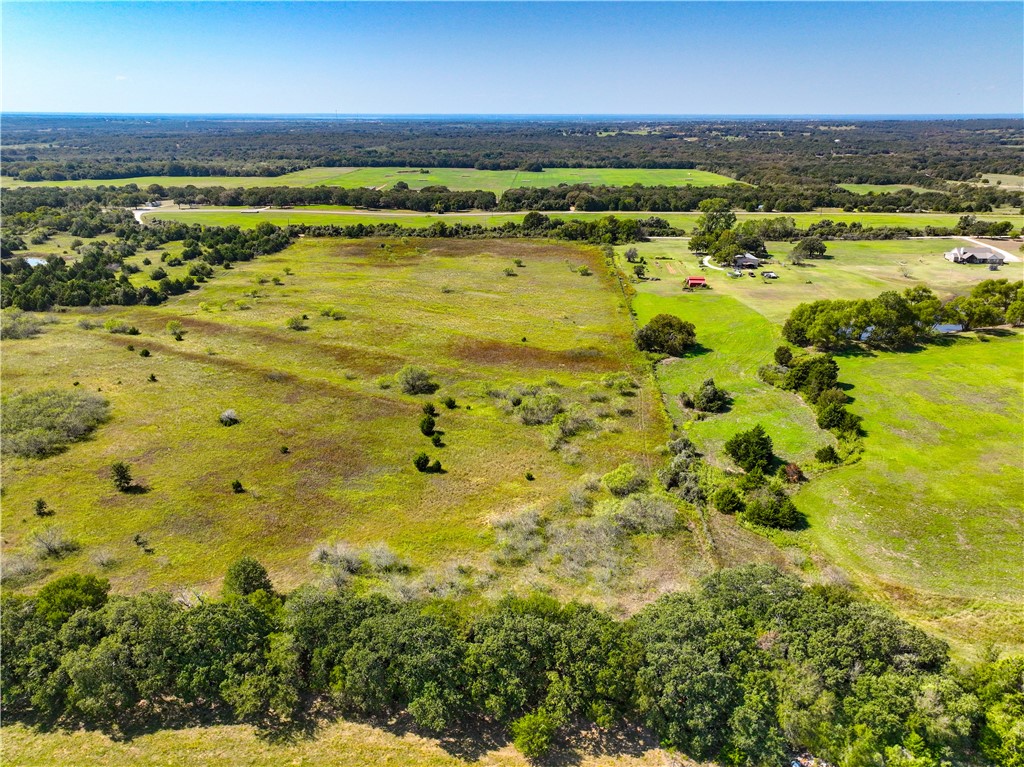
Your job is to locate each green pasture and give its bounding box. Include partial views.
[3,166,739,193]
[1,238,670,595]
[837,183,935,194]
[618,238,1024,653]
[975,173,1024,191]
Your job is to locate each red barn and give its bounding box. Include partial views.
[685,276,708,289]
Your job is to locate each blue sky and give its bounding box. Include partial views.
[2,2,1021,115]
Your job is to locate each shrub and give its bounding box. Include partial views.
[422,402,438,417]
[1,389,110,458]
[815,445,841,464]
[431,434,443,447]
[442,396,456,409]
[782,463,804,483]
[31,525,80,559]
[613,494,677,533]
[773,345,793,367]
[285,315,307,331]
[35,573,109,626]
[511,710,561,758]
[413,452,430,472]
[139,349,150,357]
[396,365,438,395]
[634,314,697,357]
[111,462,134,492]
[525,472,535,481]
[104,319,138,335]
[602,463,647,497]
[34,498,51,517]
[222,556,273,597]
[149,267,167,281]
[1,309,51,340]
[420,415,436,436]
[320,307,346,320]
[743,490,804,529]
[166,320,185,340]
[515,393,564,425]
[692,378,730,413]
[493,510,544,565]
[219,409,240,426]
[577,265,592,276]
[503,267,517,277]
[147,374,157,382]
[232,479,244,493]
[724,424,774,473]
[714,486,745,515]
[815,387,848,410]
[428,459,442,473]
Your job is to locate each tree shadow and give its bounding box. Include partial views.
[123,484,150,495]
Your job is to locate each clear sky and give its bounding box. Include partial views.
[2,1,1021,116]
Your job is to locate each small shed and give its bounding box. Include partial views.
[734,253,761,269]
[685,276,708,289]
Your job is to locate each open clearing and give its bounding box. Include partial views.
[2,166,739,193]
[144,207,1024,232]
[1,239,675,597]
[617,238,1024,653]
[837,183,935,194]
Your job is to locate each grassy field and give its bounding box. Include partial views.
[975,173,1024,191]
[617,238,1024,654]
[2,166,739,193]
[837,183,935,194]
[0,720,688,767]
[144,207,1024,232]
[1,238,674,597]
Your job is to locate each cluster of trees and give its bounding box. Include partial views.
[766,350,864,442]
[1,224,292,311]
[633,313,698,357]
[4,114,1022,189]
[4,562,1020,764]
[783,282,1022,351]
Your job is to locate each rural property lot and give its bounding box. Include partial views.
[617,238,1024,654]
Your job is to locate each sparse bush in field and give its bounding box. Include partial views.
[0,555,41,585]
[91,549,117,569]
[148,374,157,382]
[757,364,787,387]
[724,424,774,473]
[126,344,135,351]
[272,276,282,285]
[588,392,609,403]
[600,372,639,392]
[285,315,307,331]
[420,415,436,436]
[616,407,634,417]
[525,472,535,481]
[104,319,139,335]
[413,452,431,472]
[1,309,52,340]
[422,402,438,417]
[320,307,346,320]
[549,514,622,582]
[442,396,456,409]
[376,376,393,390]
[222,556,273,597]
[231,479,244,493]
[280,446,289,454]
[515,393,564,425]
[1,389,110,458]
[613,494,677,534]
[428,459,442,473]
[139,349,150,357]
[219,409,240,426]
[677,390,694,409]
[312,541,363,573]
[602,463,647,497]
[545,405,594,448]
[31,525,80,559]
[815,445,841,464]
[774,346,794,367]
[34,499,51,517]
[77,319,99,330]
[714,486,745,515]
[693,378,730,413]
[363,542,410,573]
[396,365,438,395]
[503,267,517,277]
[431,434,443,447]
[111,462,134,492]
[492,510,544,565]
[166,320,185,340]
[577,265,592,276]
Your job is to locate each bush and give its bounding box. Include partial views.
[420,415,436,436]
[232,479,244,493]
[692,378,730,413]
[773,345,793,366]
[511,710,561,758]
[285,315,307,331]
[139,349,150,357]
[219,409,240,426]
[442,396,457,409]
[422,402,437,417]
[1,309,50,340]
[815,445,841,464]
[166,320,185,340]
[320,307,346,320]
[396,365,438,395]
[713,486,745,515]
[111,462,133,492]
[602,463,647,497]
[1,389,110,458]
[743,490,804,529]
[493,510,544,565]
[413,452,430,472]
[103,319,139,335]
[613,494,677,533]
[723,424,774,473]
[35,573,110,626]
[222,556,273,597]
[503,267,517,277]
[31,525,81,559]
[516,393,564,425]
[782,462,804,483]
[431,434,443,447]
[634,314,697,357]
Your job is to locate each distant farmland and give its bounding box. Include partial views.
[2,166,740,193]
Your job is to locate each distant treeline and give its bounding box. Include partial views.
[3,182,1022,221]
[2,115,1021,187]
[3,563,1020,764]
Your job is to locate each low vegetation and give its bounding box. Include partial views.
[1,389,110,458]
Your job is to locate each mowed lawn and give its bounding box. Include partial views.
[144,208,1024,232]
[3,166,739,193]
[1,239,668,594]
[620,238,1024,653]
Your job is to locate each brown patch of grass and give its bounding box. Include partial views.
[449,337,619,372]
